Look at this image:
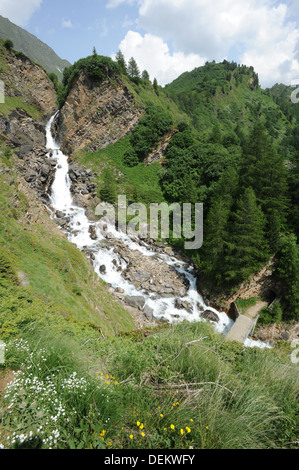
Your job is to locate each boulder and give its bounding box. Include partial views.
[201,310,219,323]
[143,304,154,321]
[99,265,106,274]
[124,295,146,309]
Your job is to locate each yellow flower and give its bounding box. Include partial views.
[137,421,141,427]
[100,373,104,376]
[180,429,184,435]
[106,381,110,385]
[107,442,112,446]
[160,414,164,418]
[106,374,109,379]
[206,426,209,430]
[186,427,191,433]
[170,424,175,430]
[140,423,144,430]
[141,432,145,438]
[190,419,194,422]
[129,435,133,440]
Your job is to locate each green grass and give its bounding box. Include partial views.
[235,297,260,313]
[75,135,165,203]
[0,96,41,119]
[1,321,298,449]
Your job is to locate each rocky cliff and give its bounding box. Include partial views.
[53,72,143,156]
[0,44,57,149]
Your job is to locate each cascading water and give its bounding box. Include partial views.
[45,113,270,348]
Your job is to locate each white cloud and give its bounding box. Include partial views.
[117,0,299,87]
[0,0,42,26]
[62,19,74,29]
[118,30,206,85]
[106,0,139,8]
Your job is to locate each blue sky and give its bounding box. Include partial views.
[0,0,299,87]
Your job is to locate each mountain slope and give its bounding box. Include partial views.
[164,61,291,153]
[0,15,70,81]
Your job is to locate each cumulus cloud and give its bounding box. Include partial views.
[0,0,42,26]
[118,30,206,85]
[114,0,299,87]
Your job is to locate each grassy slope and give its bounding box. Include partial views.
[0,318,298,449]
[164,62,291,148]
[0,152,135,340]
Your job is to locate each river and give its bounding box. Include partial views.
[45,113,270,349]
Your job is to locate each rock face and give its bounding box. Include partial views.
[115,244,189,298]
[0,50,57,148]
[53,72,143,156]
[16,146,57,203]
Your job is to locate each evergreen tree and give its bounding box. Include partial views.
[224,187,268,286]
[275,234,299,321]
[115,50,127,74]
[141,70,150,81]
[99,169,117,204]
[240,123,289,241]
[153,78,159,95]
[127,57,140,79]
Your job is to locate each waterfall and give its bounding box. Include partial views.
[45,113,271,348]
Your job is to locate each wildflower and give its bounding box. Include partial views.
[141,432,145,438]
[206,426,209,430]
[129,435,133,440]
[190,419,194,422]
[137,421,140,427]
[170,424,175,430]
[160,414,164,418]
[180,429,184,435]
[140,423,144,430]
[186,427,191,433]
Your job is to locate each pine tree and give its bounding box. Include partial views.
[127,57,140,79]
[240,123,288,222]
[224,187,268,286]
[153,78,159,95]
[141,70,150,81]
[99,169,117,204]
[115,50,127,74]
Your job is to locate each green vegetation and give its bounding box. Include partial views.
[0,321,298,449]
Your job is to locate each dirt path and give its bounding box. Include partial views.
[244,301,268,319]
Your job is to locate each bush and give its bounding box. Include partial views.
[123,149,139,167]
[258,302,283,326]
[4,39,13,51]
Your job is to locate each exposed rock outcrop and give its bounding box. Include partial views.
[0,50,57,148]
[53,72,143,156]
